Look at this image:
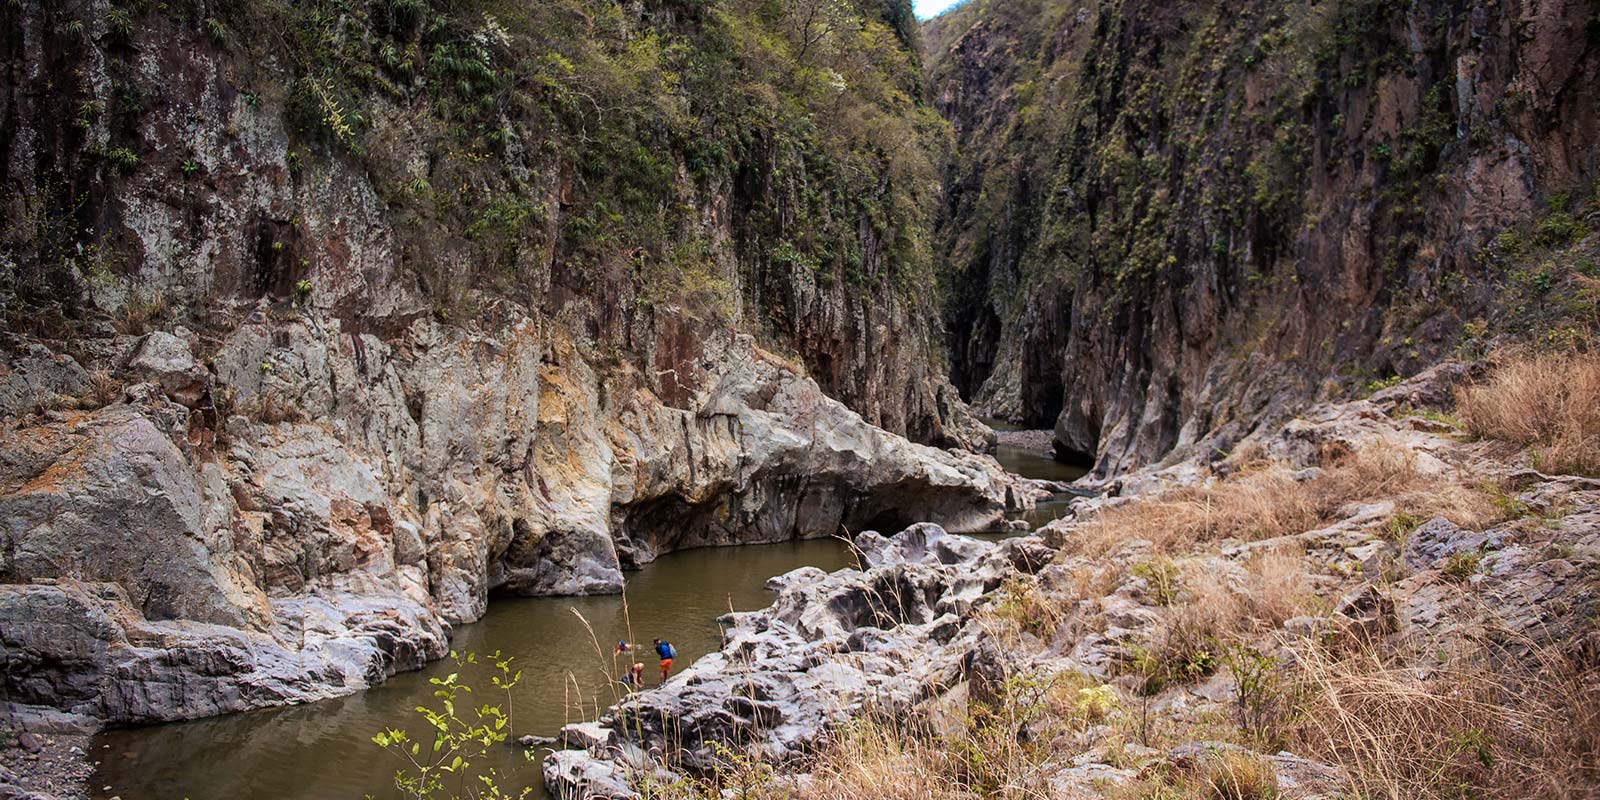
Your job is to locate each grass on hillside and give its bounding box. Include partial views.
[1457,347,1600,477]
[1069,442,1503,558]
[675,349,1600,800]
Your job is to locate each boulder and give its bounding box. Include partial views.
[0,580,446,724]
[0,406,269,629]
[0,344,91,417]
[560,721,614,751]
[1403,517,1501,571]
[127,331,208,406]
[1332,584,1394,640]
[1398,506,1600,653]
[542,751,638,800]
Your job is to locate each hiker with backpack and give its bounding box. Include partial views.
[653,638,676,682]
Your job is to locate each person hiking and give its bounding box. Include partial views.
[653,638,676,682]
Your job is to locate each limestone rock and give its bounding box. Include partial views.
[542,750,637,800]
[127,331,208,406]
[560,722,614,751]
[1403,517,1501,570]
[545,526,1028,795]
[0,324,1027,728]
[0,580,446,724]
[0,405,268,629]
[0,344,91,417]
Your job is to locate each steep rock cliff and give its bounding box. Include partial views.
[0,0,987,449]
[927,0,1600,475]
[0,0,1024,727]
[0,319,1023,726]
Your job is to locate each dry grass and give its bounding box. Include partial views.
[1457,347,1600,476]
[1128,589,1232,694]
[1113,749,1280,800]
[1236,548,1316,627]
[113,289,171,335]
[1200,750,1280,800]
[85,369,121,407]
[1285,637,1600,800]
[989,575,1068,643]
[1073,443,1503,557]
[1080,467,1319,555]
[799,717,965,800]
[735,669,1121,800]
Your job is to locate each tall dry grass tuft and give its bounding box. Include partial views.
[1238,548,1316,627]
[1073,442,1503,557]
[1457,348,1600,476]
[1078,467,1320,556]
[1200,750,1280,800]
[1286,637,1600,800]
[799,716,963,800]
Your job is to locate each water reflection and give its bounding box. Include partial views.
[92,539,856,800]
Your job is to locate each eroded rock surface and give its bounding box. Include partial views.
[549,372,1600,799]
[0,323,1026,729]
[543,525,1045,797]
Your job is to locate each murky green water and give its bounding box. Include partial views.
[88,424,1084,800]
[90,539,856,800]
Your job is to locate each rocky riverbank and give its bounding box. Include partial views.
[542,523,1056,797]
[0,733,91,800]
[0,319,1029,740]
[540,362,1600,799]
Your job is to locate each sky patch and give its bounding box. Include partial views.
[913,0,965,19]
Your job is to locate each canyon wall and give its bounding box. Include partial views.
[0,0,1020,728]
[927,0,1600,475]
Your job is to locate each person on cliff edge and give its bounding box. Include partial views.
[653,638,676,683]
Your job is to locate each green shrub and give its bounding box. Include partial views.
[369,650,531,800]
[105,147,140,172]
[1131,558,1181,606]
[1383,510,1425,546]
[1441,550,1482,582]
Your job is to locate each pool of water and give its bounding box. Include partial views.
[983,419,1089,527]
[90,538,857,800]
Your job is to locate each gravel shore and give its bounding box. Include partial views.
[994,427,1055,457]
[1,732,92,800]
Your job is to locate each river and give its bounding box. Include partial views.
[89,433,1083,800]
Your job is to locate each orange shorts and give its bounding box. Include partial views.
[659,658,673,671]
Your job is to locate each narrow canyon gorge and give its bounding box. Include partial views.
[2,0,1598,798]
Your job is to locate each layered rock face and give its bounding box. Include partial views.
[0,318,1024,727]
[926,0,1600,475]
[0,0,1021,728]
[0,0,990,452]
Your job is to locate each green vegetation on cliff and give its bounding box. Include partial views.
[2,0,946,325]
[925,0,1599,469]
